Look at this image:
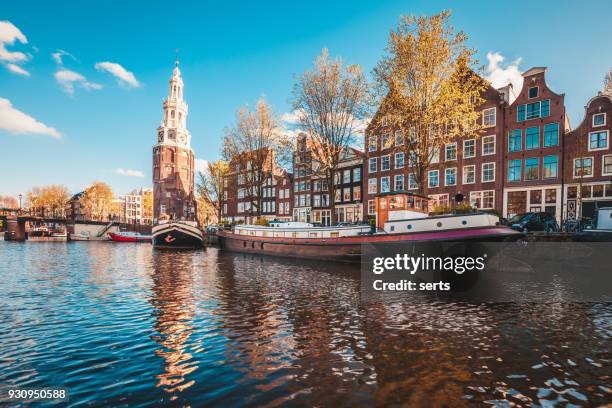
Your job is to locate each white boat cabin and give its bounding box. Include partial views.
[234,223,371,239]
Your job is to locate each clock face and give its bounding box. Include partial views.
[158,130,164,142]
[178,134,186,144]
[168,130,176,140]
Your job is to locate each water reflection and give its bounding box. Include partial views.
[149,251,197,396]
[0,242,609,407]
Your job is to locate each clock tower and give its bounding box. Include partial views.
[152,57,196,222]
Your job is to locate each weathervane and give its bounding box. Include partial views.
[175,48,179,67]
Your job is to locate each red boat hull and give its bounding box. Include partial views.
[108,232,152,243]
[218,226,520,262]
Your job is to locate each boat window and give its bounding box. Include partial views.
[390,226,395,231]
[243,241,247,247]
[407,224,412,230]
[292,232,297,238]
[330,232,339,238]
[462,220,467,225]
[309,232,318,238]
[251,242,255,248]
[249,231,255,236]
[436,222,442,227]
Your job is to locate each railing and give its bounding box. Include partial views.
[96,221,116,237]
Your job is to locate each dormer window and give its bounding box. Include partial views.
[528,86,539,99]
[593,113,606,127]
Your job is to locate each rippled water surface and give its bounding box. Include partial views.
[0,241,610,407]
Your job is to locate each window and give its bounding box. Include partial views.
[381,133,392,149]
[368,200,375,215]
[589,130,609,151]
[353,186,361,201]
[445,143,457,161]
[574,157,593,178]
[335,190,341,202]
[429,146,440,163]
[528,86,539,99]
[525,158,539,180]
[394,130,403,146]
[543,155,558,178]
[394,175,405,191]
[482,135,495,155]
[508,159,521,181]
[593,113,606,127]
[463,139,475,158]
[343,188,351,201]
[313,195,321,207]
[353,168,361,182]
[463,165,475,184]
[445,168,456,186]
[603,155,612,176]
[483,107,496,127]
[509,129,522,152]
[381,155,391,171]
[369,157,377,173]
[543,123,559,147]
[343,170,351,184]
[482,162,495,182]
[368,178,377,194]
[470,190,495,209]
[428,170,439,188]
[368,136,377,151]
[395,152,405,169]
[526,126,539,149]
[381,176,390,193]
[408,174,417,190]
[518,100,551,121]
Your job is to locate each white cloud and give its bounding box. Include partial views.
[95,61,141,88]
[0,97,60,138]
[0,20,31,76]
[51,49,75,65]
[5,63,29,76]
[485,51,523,102]
[281,110,304,125]
[54,69,102,94]
[115,168,145,177]
[195,158,208,174]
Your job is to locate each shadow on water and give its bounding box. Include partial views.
[0,242,609,407]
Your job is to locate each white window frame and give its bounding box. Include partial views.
[428,170,439,188]
[394,174,405,191]
[588,130,609,152]
[463,139,476,158]
[528,86,539,99]
[573,157,594,178]
[368,200,376,215]
[380,176,391,193]
[445,142,457,161]
[482,162,496,182]
[602,154,612,176]
[408,173,417,190]
[381,155,391,171]
[482,135,496,156]
[368,157,377,173]
[463,165,476,184]
[395,152,405,169]
[482,107,496,127]
[444,167,456,186]
[368,136,377,152]
[368,178,377,194]
[593,112,607,127]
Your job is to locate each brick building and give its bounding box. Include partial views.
[502,67,570,220]
[363,81,513,220]
[276,169,293,221]
[563,93,612,220]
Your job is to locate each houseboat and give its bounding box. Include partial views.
[218,191,521,261]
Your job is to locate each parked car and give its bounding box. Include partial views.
[508,212,558,233]
[206,224,219,233]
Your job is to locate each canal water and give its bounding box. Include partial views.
[0,242,610,407]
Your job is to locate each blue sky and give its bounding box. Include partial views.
[1,0,611,198]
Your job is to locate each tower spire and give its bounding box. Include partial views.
[175,48,179,67]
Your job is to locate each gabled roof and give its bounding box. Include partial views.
[522,67,547,77]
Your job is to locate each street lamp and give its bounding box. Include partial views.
[18,193,22,215]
